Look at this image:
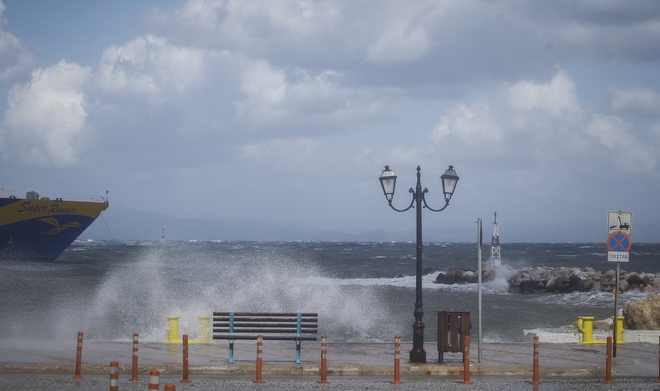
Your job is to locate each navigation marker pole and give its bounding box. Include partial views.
[489,212,501,267]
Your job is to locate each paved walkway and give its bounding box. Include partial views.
[1,338,658,379]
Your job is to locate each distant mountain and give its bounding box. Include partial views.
[79,207,660,243]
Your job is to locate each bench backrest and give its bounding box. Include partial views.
[212,312,319,341]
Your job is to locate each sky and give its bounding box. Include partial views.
[1,0,659,239]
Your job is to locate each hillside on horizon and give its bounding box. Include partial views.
[79,208,660,244]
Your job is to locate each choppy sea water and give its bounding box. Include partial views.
[0,241,658,344]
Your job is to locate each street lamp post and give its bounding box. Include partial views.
[379,165,459,363]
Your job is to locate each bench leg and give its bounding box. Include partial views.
[229,340,235,363]
[296,340,301,364]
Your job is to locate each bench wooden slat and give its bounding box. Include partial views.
[213,329,317,333]
[213,334,319,341]
[213,312,317,317]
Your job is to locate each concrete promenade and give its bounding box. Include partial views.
[1,337,659,380]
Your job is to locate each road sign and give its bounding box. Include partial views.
[608,211,632,236]
[607,231,632,252]
[608,252,629,262]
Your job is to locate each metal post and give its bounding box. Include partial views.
[410,168,426,363]
[379,165,459,364]
[477,218,482,364]
[614,261,619,357]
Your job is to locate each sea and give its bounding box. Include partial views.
[1,240,659,345]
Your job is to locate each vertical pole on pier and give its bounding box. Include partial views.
[461,336,472,385]
[657,336,660,383]
[148,369,160,390]
[181,334,191,383]
[319,335,329,384]
[73,331,83,379]
[530,335,541,385]
[477,218,483,364]
[604,336,614,384]
[129,333,140,381]
[613,262,620,357]
[109,361,119,391]
[254,335,265,384]
[391,335,402,384]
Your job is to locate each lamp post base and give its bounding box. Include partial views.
[409,347,426,363]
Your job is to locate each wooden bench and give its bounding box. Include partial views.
[212,312,318,364]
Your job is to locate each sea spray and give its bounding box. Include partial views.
[45,243,401,342]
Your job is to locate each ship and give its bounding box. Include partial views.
[0,187,109,261]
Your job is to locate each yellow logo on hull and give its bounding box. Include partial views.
[40,218,82,235]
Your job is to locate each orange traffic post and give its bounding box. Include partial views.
[318,335,329,384]
[254,334,265,384]
[181,334,191,383]
[604,336,614,385]
[148,369,160,390]
[73,331,83,379]
[391,335,402,384]
[129,333,140,381]
[109,361,119,391]
[165,384,176,391]
[530,335,541,385]
[461,335,472,385]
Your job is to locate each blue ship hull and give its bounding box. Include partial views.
[0,194,109,261]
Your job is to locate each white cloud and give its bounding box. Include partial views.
[97,34,208,99]
[507,71,581,118]
[0,1,35,82]
[584,114,656,172]
[428,70,657,175]
[608,87,660,118]
[0,60,91,167]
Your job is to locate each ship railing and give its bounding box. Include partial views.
[0,189,109,203]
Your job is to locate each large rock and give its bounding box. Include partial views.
[623,294,660,330]
[434,263,495,285]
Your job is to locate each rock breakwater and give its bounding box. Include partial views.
[507,266,660,294]
[433,264,660,295]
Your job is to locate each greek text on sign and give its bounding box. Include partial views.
[607,231,632,252]
[608,252,629,262]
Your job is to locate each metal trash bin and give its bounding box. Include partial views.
[437,310,471,364]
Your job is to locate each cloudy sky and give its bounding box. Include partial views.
[1,0,659,238]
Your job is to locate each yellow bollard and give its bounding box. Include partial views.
[190,316,211,344]
[577,316,595,344]
[612,316,624,344]
[167,316,182,343]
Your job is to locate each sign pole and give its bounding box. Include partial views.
[607,210,633,358]
[613,261,619,357]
